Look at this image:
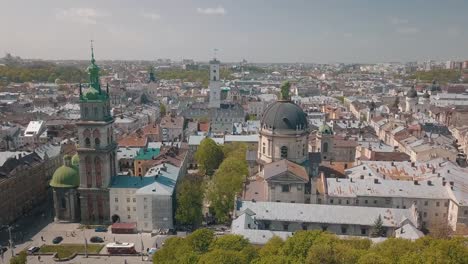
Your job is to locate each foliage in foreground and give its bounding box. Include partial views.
[154,229,468,264]
[9,251,27,264]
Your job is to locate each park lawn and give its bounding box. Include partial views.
[39,243,104,258]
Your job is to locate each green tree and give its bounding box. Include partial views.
[153,237,198,264]
[160,103,167,117]
[198,249,247,264]
[280,81,291,100]
[175,174,204,228]
[357,252,393,264]
[258,236,284,258]
[207,156,248,222]
[370,215,385,238]
[222,142,247,159]
[281,230,323,263]
[209,235,257,263]
[187,229,215,254]
[9,251,27,264]
[195,138,224,176]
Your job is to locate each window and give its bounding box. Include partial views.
[435,213,439,217]
[361,228,367,235]
[115,198,118,202]
[323,142,329,153]
[85,138,91,147]
[144,197,147,202]
[276,200,281,202]
[128,215,131,219]
[385,199,391,205]
[290,201,295,203]
[144,213,148,219]
[144,205,147,210]
[297,184,302,191]
[144,222,148,228]
[321,225,328,231]
[133,207,136,212]
[133,198,136,203]
[330,199,334,204]
[365,200,368,204]
[444,202,448,207]
[262,143,265,154]
[280,146,288,158]
[424,201,428,206]
[94,107,98,117]
[338,199,342,204]
[436,202,440,207]
[374,200,377,204]
[127,198,130,203]
[95,138,100,147]
[346,200,349,205]
[423,212,427,218]
[127,207,130,211]
[60,198,66,209]
[115,206,119,211]
[341,226,347,234]
[344,163,348,169]
[465,210,468,215]
[84,107,89,117]
[281,185,290,192]
[283,224,289,231]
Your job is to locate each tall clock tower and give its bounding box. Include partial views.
[77,45,117,224]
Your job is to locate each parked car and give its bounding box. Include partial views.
[27,246,40,255]
[52,236,63,244]
[90,236,104,243]
[95,226,108,232]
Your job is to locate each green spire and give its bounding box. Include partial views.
[87,40,101,92]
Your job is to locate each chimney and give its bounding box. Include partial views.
[413,180,418,185]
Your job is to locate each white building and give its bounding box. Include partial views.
[232,201,420,244]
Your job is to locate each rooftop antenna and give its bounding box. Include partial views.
[213,48,218,60]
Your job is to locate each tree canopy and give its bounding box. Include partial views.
[175,173,204,228]
[280,81,291,100]
[154,230,468,264]
[0,64,87,84]
[194,138,224,176]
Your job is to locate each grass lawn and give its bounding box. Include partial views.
[39,243,104,258]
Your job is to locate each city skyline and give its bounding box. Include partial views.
[1,0,468,63]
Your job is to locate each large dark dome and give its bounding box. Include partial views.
[261,100,308,130]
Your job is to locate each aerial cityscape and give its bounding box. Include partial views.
[1,1,468,264]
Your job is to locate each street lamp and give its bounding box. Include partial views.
[1,225,16,258]
[83,229,88,258]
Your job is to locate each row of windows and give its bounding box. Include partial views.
[278,224,370,235]
[328,198,449,208]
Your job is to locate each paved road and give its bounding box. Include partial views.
[26,255,153,264]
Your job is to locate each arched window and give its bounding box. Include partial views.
[323,142,329,153]
[95,157,102,188]
[60,197,67,209]
[85,156,92,187]
[280,146,288,159]
[85,138,91,147]
[93,129,101,147]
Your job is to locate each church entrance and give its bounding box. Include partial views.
[111,214,120,223]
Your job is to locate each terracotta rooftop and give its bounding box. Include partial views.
[118,135,148,148]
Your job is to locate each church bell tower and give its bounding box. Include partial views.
[77,43,117,224]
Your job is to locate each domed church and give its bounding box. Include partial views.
[243,82,312,204]
[50,155,80,222]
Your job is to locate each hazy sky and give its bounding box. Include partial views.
[1,0,468,63]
